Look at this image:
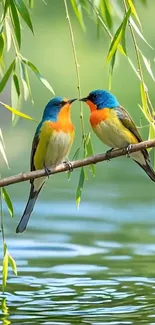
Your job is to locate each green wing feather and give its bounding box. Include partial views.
[30,134,39,173]
[116,106,149,161]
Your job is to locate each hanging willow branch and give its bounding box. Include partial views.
[1,139,155,188]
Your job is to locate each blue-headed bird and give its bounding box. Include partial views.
[80,89,155,182]
[16,97,76,233]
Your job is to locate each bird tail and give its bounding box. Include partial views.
[134,160,155,182]
[16,183,44,233]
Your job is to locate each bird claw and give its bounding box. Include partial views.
[126,144,132,158]
[44,163,51,178]
[106,148,114,161]
[63,160,73,172]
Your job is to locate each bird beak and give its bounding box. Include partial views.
[79,97,88,102]
[68,98,77,104]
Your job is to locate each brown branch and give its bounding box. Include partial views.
[0,139,155,188]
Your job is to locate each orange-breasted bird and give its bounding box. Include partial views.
[16,97,76,233]
[80,89,155,182]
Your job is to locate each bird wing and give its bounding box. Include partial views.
[116,105,149,161]
[30,133,39,172]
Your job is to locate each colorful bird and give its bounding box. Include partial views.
[16,97,76,233]
[80,89,155,182]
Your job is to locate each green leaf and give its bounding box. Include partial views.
[139,50,155,82]
[2,246,8,292]
[109,51,116,90]
[2,188,14,218]
[19,60,33,102]
[24,59,55,94]
[8,254,17,275]
[13,0,34,34]
[0,60,15,93]
[0,33,4,58]
[130,17,153,49]
[11,75,22,124]
[71,0,85,30]
[85,133,95,176]
[106,8,131,63]
[29,0,34,8]
[138,104,151,124]
[148,123,155,153]
[19,60,29,100]
[120,8,131,55]
[100,0,113,30]
[140,82,148,114]
[0,128,9,169]
[76,167,85,208]
[0,101,34,120]
[10,0,21,48]
[127,0,141,28]
[5,20,12,52]
[13,74,20,97]
[2,0,10,21]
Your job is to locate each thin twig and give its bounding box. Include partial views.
[63,0,85,138]
[1,139,155,188]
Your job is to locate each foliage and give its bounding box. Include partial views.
[0,0,154,291]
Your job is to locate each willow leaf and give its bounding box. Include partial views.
[76,167,85,208]
[13,74,20,96]
[140,82,148,114]
[130,17,153,49]
[13,0,34,34]
[2,0,10,21]
[109,50,116,90]
[0,129,9,169]
[100,0,113,30]
[85,133,95,176]
[2,247,8,292]
[106,8,131,63]
[148,123,155,153]
[5,20,12,52]
[0,60,15,93]
[71,0,85,30]
[24,60,55,94]
[10,0,21,48]
[19,61,33,102]
[139,50,155,82]
[0,33,4,58]
[127,0,141,28]
[8,254,17,275]
[0,101,34,120]
[2,188,14,218]
[29,0,34,8]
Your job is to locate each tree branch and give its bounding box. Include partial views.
[1,139,155,188]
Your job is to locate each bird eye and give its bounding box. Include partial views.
[61,100,66,106]
[93,94,97,99]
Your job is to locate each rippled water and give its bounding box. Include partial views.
[1,162,155,324]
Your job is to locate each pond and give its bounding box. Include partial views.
[0,158,155,324]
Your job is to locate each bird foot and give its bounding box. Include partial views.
[106,148,114,161]
[44,163,51,178]
[63,160,73,172]
[126,144,132,158]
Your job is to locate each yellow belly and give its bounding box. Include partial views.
[93,118,145,166]
[93,118,138,148]
[34,124,74,170]
[33,125,74,191]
